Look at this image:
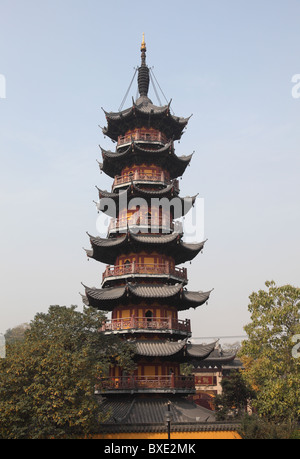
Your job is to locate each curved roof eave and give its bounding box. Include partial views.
[85,232,206,265]
[99,144,193,179]
[82,284,213,311]
[102,105,190,142]
[186,341,217,359]
[135,340,186,357]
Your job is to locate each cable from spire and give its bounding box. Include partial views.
[149,69,162,106]
[118,35,173,109]
[118,67,138,111]
[150,67,174,114]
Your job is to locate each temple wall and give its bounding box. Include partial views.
[93,430,242,439]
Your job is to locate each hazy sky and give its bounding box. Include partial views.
[0,0,299,342]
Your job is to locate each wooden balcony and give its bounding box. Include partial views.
[101,316,191,336]
[95,375,195,394]
[112,171,179,191]
[102,262,187,285]
[117,130,168,148]
[108,216,178,235]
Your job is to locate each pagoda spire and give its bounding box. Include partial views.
[141,32,146,64]
[138,33,150,97]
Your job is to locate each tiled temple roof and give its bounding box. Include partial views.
[102,97,190,142]
[133,339,216,359]
[95,182,198,218]
[186,342,218,358]
[81,282,212,312]
[97,396,240,433]
[98,141,193,179]
[96,180,178,200]
[101,35,190,143]
[193,347,240,369]
[85,231,206,265]
[135,340,186,357]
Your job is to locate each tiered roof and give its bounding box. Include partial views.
[82,282,212,312]
[98,141,193,179]
[193,346,240,369]
[97,396,218,429]
[102,98,190,142]
[85,231,206,265]
[96,396,240,435]
[102,35,190,143]
[95,182,198,218]
[134,340,216,359]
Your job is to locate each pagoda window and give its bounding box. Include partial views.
[145,310,153,323]
[123,259,131,273]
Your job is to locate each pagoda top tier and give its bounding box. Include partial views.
[102,36,191,142]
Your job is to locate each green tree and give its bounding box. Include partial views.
[213,370,255,420]
[239,414,300,439]
[239,281,300,423]
[0,305,135,439]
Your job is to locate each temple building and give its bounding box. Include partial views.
[81,36,239,439]
[191,344,243,410]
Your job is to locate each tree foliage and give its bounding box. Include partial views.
[0,305,135,439]
[213,370,255,420]
[239,414,300,439]
[239,281,300,423]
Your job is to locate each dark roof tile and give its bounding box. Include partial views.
[82,283,213,312]
[85,232,206,265]
[99,142,193,179]
[97,396,240,433]
[135,340,186,357]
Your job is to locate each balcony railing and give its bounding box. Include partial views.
[102,262,187,283]
[113,172,179,191]
[108,216,177,234]
[101,316,191,335]
[117,130,168,147]
[95,375,195,393]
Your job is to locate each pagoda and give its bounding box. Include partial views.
[81,36,225,436]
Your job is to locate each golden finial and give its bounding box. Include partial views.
[141,33,146,51]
